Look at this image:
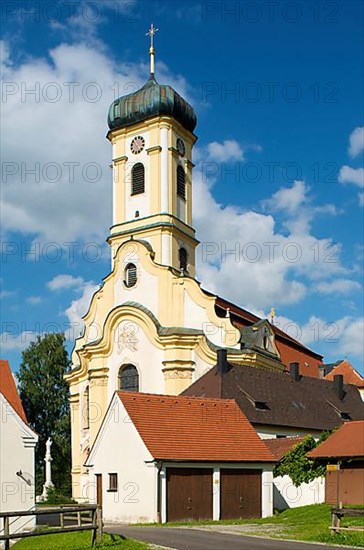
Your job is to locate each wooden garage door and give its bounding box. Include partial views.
[167,468,213,522]
[220,469,261,519]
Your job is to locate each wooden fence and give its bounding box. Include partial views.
[331,507,364,534]
[0,504,102,549]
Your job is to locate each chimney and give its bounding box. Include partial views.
[290,362,300,381]
[216,349,229,374]
[334,374,344,401]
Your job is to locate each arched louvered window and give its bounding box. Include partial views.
[118,364,139,392]
[131,163,145,195]
[177,165,186,200]
[179,247,188,273]
[124,263,137,288]
[83,386,90,429]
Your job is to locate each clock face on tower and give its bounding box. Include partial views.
[176,138,185,157]
[130,136,145,154]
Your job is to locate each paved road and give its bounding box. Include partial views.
[107,525,353,550]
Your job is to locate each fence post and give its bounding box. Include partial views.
[4,516,10,550]
[96,505,103,544]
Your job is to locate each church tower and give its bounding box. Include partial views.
[107,24,198,277]
[66,27,283,502]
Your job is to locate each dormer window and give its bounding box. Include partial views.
[177,165,186,200]
[131,163,145,195]
[124,263,137,288]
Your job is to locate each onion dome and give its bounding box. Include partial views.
[108,75,197,133]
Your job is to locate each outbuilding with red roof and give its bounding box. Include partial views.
[0,360,38,537]
[85,391,276,523]
[308,421,364,506]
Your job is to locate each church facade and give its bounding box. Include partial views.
[65,39,322,502]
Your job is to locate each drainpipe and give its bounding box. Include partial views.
[156,461,163,523]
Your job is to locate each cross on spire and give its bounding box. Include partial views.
[146,23,159,75]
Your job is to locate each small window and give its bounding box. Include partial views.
[131,163,145,195]
[108,473,118,492]
[179,247,188,273]
[118,364,139,392]
[177,165,186,200]
[124,263,137,288]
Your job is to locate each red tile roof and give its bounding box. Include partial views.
[324,360,364,388]
[0,359,28,424]
[264,436,306,461]
[308,421,364,459]
[117,391,275,462]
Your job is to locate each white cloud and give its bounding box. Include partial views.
[338,166,364,188]
[315,279,361,294]
[47,274,84,291]
[1,39,191,245]
[263,180,307,215]
[194,169,346,310]
[0,331,37,351]
[206,140,244,163]
[274,314,364,363]
[26,295,43,305]
[65,281,100,339]
[348,126,364,158]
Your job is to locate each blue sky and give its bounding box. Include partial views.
[1,0,363,373]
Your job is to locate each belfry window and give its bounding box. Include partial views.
[179,247,188,273]
[131,163,145,195]
[177,165,186,200]
[118,364,139,392]
[124,263,137,288]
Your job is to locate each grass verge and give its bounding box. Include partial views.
[13,531,150,549]
[136,504,364,547]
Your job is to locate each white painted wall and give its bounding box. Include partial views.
[86,396,157,523]
[273,475,325,510]
[0,394,38,544]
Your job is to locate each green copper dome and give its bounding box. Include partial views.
[108,75,197,133]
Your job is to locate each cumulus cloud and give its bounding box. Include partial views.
[338,166,364,188]
[274,314,364,364]
[315,279,362,295]
[206,140,244,163]
[348,126,364,158]
[193,169,346,310]
[65,281,100,339]
[0,331,38,351]
[1,39,191,245]
[47,274,85,291]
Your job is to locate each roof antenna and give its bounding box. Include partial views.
[146,23,159,77]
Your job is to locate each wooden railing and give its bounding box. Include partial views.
[331,507,364,534]
[0,504,102,549]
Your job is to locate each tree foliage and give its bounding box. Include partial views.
[17,333,71,495]
[274,432,330,487]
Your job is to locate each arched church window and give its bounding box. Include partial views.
[177,165,186,200]
[118,364,139,392]
[83,386,90,429]
[131,163,145,195]
[124,263,137,288]
[179,247,188,273]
